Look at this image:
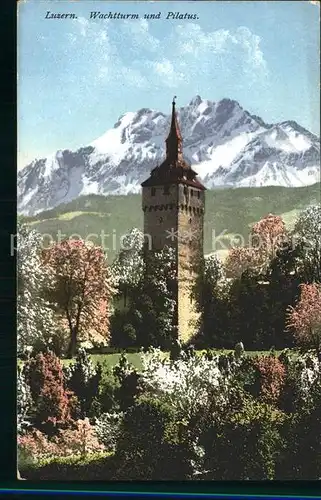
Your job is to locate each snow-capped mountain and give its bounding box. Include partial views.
[18,96,320,215]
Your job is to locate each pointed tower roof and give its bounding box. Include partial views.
[166,96,182,143]
[164,96,184,164]
[141,97,206,190]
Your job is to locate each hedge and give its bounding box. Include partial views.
[20,452,118,480]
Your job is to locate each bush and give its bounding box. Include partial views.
[18,428,60,463]
[97,362,120,413]
[253,355,286,405]
[95,412,124,453]
[24,351,77,435]
[18,418,103,466]
[20,452,115,480]
[64,348,102,419]
[114,395,194,480]
[277,374,321,479]
[55,418,104,458]
[201,390,286,480]
[113,353,141,411]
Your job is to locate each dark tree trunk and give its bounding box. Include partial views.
[124,287,127,308]
[66,326,77,359]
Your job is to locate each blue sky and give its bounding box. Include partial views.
[18,0,320,168]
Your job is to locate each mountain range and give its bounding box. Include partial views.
[18,96,320,216]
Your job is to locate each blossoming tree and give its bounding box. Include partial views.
[43,239,115,357]
[287,283,321,356]
[17,222,57,354]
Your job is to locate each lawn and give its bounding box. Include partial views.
[18,349,291,373]
[61,349,285,372]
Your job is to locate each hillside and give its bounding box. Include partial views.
[21,184,320,262]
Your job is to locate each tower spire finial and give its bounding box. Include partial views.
[166,96,182,163]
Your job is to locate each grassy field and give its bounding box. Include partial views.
[18,349,287,372]
[60,349,285,372]
[20,184,320,262]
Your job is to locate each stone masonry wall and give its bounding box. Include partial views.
[143,183,205,344]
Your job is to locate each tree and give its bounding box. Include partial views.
[110,228,144,307]
[24,351,77,436]
[277,371,321,479]
[64,348,102,418]
[223,214,294,349]
[17,365,33,434]
[114,395,196,480]
[135,246,177,348]
[202,253,224,288]
[225,214,287,279]
[253,355,286,406]
[110,245,177,349]
[225,247,259,279]
[43,239,114,358]
[201,390,285,480]
[194,254,232,348]
[293,205,321,283]
[286,283,321,356]
[17,222,58,354]
[251,213,286,257]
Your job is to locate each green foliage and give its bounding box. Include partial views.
[293,204,321,283]
[201,390,285,480]
[112,353,141,411]
[277,374,321,479]
[114,395,194,480]
[110,246,177,350]
[64,348,103,418]
[110,311,137,348]
[97,362,121,413]
[20,452,115,480]
[95,412,124,453]
[18,443,36,471]
[18,348,321,480]
[195,238,304,351]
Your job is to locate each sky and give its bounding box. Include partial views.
[18,0,320,168]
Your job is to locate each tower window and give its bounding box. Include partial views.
[191,189,194,197]
[183,186,188,196]
[189,218,192,224]
[159,217,163,223]
[151,187,156,196]
[163,185,170,195]
[197,191,200,199]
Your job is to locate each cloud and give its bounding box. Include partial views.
[171,23,268,79]
[66,17,148,89]
[175,24,232,56]
[63,18,268,92]
[150,59,186,88]
[121,18,160,52]
[235,26,267,72]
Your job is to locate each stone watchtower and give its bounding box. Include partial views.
[141,97,206,343]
